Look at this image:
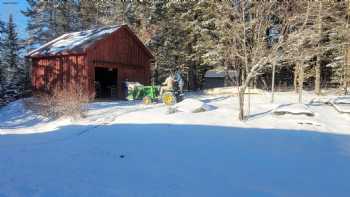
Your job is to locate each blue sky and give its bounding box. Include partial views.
[0,0,28,38]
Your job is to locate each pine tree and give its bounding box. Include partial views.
[22,0,51,49]
[2,15,22,102]
[150,2,190,86]
[22,0,81,49]
[55,0,80,33]
[179,0,222,89]
[283,0,348,94]
[0,19,5,99]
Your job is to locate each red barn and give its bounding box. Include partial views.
[27,25,153,99]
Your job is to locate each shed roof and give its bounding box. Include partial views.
[27,26,120,57]
[205,70,225,78]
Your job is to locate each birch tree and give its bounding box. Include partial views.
[218,0,290,120]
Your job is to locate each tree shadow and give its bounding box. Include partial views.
[246,109,273,120]
[0,123,350,196]
[88,100,144,110]
[200,95,231,103]
[0,101,50,129]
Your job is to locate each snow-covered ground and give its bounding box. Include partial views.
[0,90,350,196]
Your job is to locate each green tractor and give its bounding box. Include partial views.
[127,84,183,105]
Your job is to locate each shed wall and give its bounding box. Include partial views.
[85,27,152,98]
[31,55,88,94]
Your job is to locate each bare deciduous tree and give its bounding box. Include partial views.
[219,0,290,120]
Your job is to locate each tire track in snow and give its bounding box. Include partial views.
[0,104,165,148]
[76,104,164,136]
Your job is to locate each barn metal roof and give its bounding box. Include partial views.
[27,26,121,57]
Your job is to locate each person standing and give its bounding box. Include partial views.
[175,70,184,94]
[122,79,129,100]
[160,75,175,96]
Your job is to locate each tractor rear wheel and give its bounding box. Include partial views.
[143,96,152,105]
[162,92,175,105]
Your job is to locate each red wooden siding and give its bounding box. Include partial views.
[31,55,87,94]
[85,26,152,98]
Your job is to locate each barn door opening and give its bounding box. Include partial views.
[94,67,118,99]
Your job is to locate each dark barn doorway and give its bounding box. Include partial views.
[94,67,118,99]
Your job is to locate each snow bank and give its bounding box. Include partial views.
[272,104,314,116]
[0,99,77,134]
[174,98,214,113]
[310,96,350,114]
[0,100,46,129]
[310,96,350,105]
[309,97,333,105]
[329,97,350,113]
[331,103,350,113]
[333,96,350,104]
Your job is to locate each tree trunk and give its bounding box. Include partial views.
[298,63,304,104]
[294,65,299,93]
[238,71,255,120]
[315,62,321,95]
[344,1,350,95]
[315,0,322,95]
[344,47,349,95]
[271,61,276,103]
[238,87,245,121]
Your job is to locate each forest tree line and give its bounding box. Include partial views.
[1,0,350,109]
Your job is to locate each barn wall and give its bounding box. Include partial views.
[86,27,151,67]
[85,27,152,98]
[31,55,88,95]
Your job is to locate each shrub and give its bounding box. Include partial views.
[28,86,89,119]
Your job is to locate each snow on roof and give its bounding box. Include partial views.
[27,26,121,57]
[205,70,225,78]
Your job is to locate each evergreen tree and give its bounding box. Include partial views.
[79,0,113,28]
[146,1,187,85]
[2,15,22,101]
[22,0,80,49]
[22,0,51,49]
[179,0,221,89]
[283,0,348,93]
[55,0,80,33]
[0,19,5,95]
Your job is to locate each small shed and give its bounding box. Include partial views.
[203,70,225,89]
[27,25,153,99]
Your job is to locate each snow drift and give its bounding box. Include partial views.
[174,98,215,113]
[272,104,314,116]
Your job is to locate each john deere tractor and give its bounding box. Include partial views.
[127,83,183,105]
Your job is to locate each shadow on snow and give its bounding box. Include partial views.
[0,123,350,197]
